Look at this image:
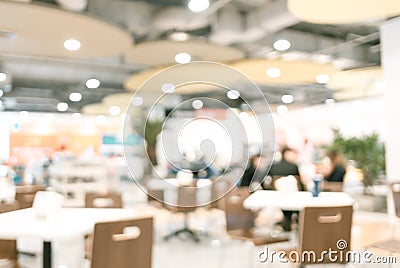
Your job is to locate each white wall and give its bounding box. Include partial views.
[381,17,400,182]
[273,96,386,150]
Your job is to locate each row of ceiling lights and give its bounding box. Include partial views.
[9,0,333,115]
[173,40,331,85]
[50,78,102,112]
[62,0,210,52]
[12,111,127,127]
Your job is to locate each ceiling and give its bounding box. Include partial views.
[0,0,396,114]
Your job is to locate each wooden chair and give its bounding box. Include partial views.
[91,217,153,268]
[84,192,123,259]
[209,179,231,209]
[85,192,123,208]
[287,205,353,266]
[147,189,165,208]
[223,187,290,246]
[0,201,20,213]
[0,203,20,268]
[15,185,46,209]
[0,239,18,268]
[322,181,344,192]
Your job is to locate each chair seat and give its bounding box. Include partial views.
[369,239,400,252]
[227,229,289,246]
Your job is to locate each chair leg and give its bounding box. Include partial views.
[163,213,200,242]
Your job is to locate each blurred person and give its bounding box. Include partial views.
[238,154,261,187]
[268,146,304,231]
[269,147,302,184]
[324,150,347,182]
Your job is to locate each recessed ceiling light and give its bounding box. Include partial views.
[188,0,210,13]
[266,67,281,78]
[69,92,82,102]
[57,102,68,112]
[277,105,288,115]
[132,96,143,106]
[175,52,191,64]
[192,99,203,110]
[325,98,335,105]
[316,74,330,84]
[0,89,3,97]
[64,39,81,51]
[86,78,100,89]
[227,90,240,100]
[281,94,294,104]
[273,39,291,51]
[169,32,189,41]
[19,111,29,117]
[161,83,175,93]
[0,72,6,82]
[109,106,121,116]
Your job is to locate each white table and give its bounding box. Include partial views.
[0,208,139,268]
[243,190,355,211]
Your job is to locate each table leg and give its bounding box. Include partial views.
[43,241,52,268]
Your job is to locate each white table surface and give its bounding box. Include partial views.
[0,208,138,241]
[243,190,355,211]
[0,208,139,268]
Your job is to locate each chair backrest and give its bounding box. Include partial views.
[274,175,299,193]
[322,181,344,192]
[209,179,231,209]
[298,205,353,265]
[91,217,153,268]
[176,186,197,212]
[389,182,400,218]
[147,189,165,205]
[0,201,20,213]
[0,239,17,265]
[15,185,46,209]
[223,187,255,231]
[85,192,123,208]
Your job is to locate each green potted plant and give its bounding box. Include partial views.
[127,108,163,166]
[143,120,163,165]
[324,129,386,191]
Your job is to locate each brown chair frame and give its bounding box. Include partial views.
[223,187,290,246]
[291,205,353,266]
[85,192,123,208]
[91,217,153,268]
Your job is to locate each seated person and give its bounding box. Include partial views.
[267,147,303,231]
[324,150,346,182]
[238,154,261,187]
